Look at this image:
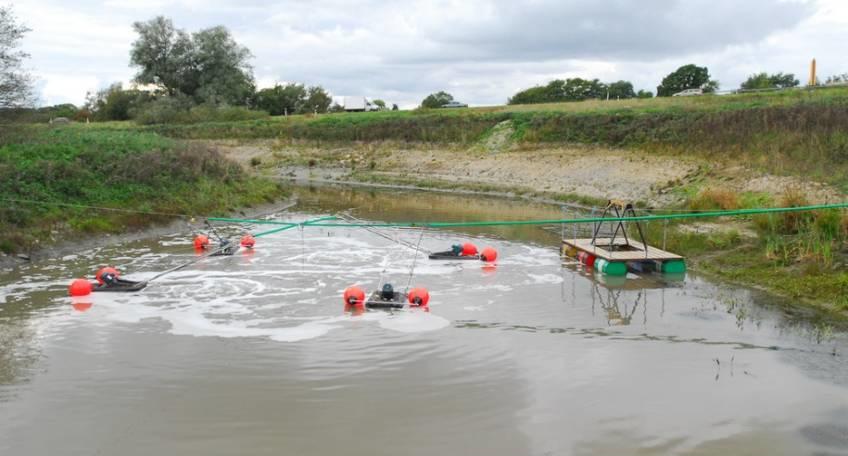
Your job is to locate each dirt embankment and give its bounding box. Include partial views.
[210,139,844,207]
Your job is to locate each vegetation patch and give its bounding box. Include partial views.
[0,126,284,253]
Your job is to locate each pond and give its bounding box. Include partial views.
[1,185,847,455]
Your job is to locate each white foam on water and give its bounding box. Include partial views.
[376,311,451,333]
[527,273,563,284]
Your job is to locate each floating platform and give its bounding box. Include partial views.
[562,238,685,276]
[365,291,407,309]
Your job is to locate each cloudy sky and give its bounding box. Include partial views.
[9,0,848,108]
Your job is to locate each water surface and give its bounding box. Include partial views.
[1,185,847,455]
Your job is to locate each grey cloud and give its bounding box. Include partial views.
[388,0,815,63]
[13,0,839,107]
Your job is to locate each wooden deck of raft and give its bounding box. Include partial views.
[562,238,682,262]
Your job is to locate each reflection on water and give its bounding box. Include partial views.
[0,184,847,456]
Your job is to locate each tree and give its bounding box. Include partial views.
[562,78,605,101]
[826,74,848,85]
[302,86,332,114]
[741,72,799,90]
[0,6,34,108]
[656,64,718,96]
[508,85,555,105]
[636,89,653,99]
[420,91,453,109]
[129,17,194,97]
[253,83,332,115]
[191,26,255,105]
[254,83,306,115]
[509,78,616,104]
[391,103,399,111]
[130,16,254,105]
[372,99,386,109]
[84,83,151,121]
[606,81,636,99]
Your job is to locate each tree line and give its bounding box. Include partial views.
[1,7,846,119]
[507,65,809,105]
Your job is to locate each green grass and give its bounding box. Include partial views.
[73,86,848,186]
[0,126,285,253]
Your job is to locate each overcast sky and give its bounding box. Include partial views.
[9,0,848,108]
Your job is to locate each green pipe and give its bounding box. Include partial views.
[301,202,848,229]
[253,215,339,238]
[254,224,299,238]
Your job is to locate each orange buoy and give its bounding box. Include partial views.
[193,234,209,249]
[95,267,120,285]
[480,247,497,262]
[343,286,366,307]
[408,287,430,307]
[461,243,478,256]
[240,234,256,248]
[68,278,93,296]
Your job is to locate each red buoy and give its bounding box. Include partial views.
[408,287,430,307]
[193,234,209,249]
[577,252,596,268]
[480,247,498,262]
[343,286,366,307]
[240,234,256,248]
[461,242,478,256]
[95,266,120,285]
[68,278,93,297]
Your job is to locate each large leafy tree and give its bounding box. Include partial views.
[0,6,34,108]
[656,64,718,96]
[740,72,799,90]
[420,91,453,109]
[191,26,255,105]
[130,16,254,105]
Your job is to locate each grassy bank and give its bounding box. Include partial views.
[0,126,284,254]
[119,86,848,186]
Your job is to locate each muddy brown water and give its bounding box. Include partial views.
[1,185,847,456]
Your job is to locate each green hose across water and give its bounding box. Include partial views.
[252,216,339,238]
[210,203,848,231]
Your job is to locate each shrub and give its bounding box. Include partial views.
[689,187,739,211]
[185,104,268,123]
[778,187,811,234]
[131,96,194,125]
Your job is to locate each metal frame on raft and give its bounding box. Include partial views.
[562,200,686,277]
